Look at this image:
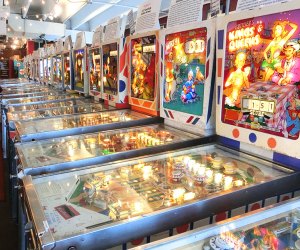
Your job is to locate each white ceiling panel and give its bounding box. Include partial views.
[69,2,113,30]
[4,0,173,41]
[88,0,144,31]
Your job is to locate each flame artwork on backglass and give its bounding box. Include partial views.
[222,10,300,140]
[74,49,84,91]
[89,48,101,93]
[164,28,207,116]
[131,35,156,101]
[103,43,118,95]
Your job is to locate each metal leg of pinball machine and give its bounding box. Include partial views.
[1,108,7,159]
[9,140,18,221]
[18,194,26,250]
[19,190,38,250]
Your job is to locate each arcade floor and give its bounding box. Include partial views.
[0,140,18,250]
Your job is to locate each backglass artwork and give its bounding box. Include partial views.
[74,49,84,91]
[131,35,156,101]
[163,28,207,116]
[103,43,118,95]
[222,10,300,140]
[89,48,101,93]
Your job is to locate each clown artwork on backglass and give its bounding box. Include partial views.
[103,43,118,95]
[164,28,207,116]
[74,49,84,90]
[131,35,156,101]
[222,10,300,139]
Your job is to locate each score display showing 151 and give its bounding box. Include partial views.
[242,98,276,116]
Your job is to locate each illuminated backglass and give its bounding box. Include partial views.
[89,48,101,93]
[74,49,84,91]
[163,28,207,116]
[131,35,156,101]
[222,10,300,139]
[63,52,71,88]
[102,43,118,95]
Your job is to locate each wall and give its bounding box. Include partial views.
[0,48,26,79]
[0,47,26,60]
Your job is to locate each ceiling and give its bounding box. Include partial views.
[5,0,172,39]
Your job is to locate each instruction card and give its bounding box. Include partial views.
[135,0,162,34]
[103,17,120,42]
[92,26,103,47]
[167,0,203,29]
[237,0,292,11]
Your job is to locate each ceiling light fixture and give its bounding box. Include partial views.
[53,3,62,18]
[23,0,62,22]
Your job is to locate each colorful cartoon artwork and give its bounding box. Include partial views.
[223,10,300,139]
[131,35,156,101]
[285,94,300,138]
[102,43,118,95]
[89,48,101,93]
[63,53,70,87]
[74,49,84,91]
[163,28,207,116]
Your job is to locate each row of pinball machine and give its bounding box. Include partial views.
[2,0,300,249]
